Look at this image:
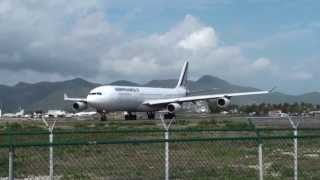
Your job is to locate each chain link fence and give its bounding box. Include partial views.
[1,117,320,179]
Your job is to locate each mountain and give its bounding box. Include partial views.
[110,80,140,86]
[296,92,320,104]
[0,75,319,112]
[0,78,99,112]
[144,79,178,88]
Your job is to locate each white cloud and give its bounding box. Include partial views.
[288,71,313,80]
[0,0,12,15]
[251,57,271,70]
[178,27,218,50]
[0,69,73,85]
[0,1,285,86]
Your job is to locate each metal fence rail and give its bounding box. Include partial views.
[1,126,320,179]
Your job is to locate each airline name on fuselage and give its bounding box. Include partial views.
[115,87,140,92]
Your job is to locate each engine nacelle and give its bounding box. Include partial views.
[167,103,182,113]
[73,102,88,111]
[216,97,231,108]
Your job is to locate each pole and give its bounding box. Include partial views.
[8,147,14,180]
[42,117,56,180]
[286,115,300,180]
[248,118,264,180]
[294,129,298,180]
[253,123,263,180]
[258,143,263,180]
[165,130,169,180]
[49,132,53,180]
[7,124,14,180]
[160,113,175,180]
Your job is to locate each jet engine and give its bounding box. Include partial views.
[167,103,182,113]
[216,97,231,108]
[73,102,88,111]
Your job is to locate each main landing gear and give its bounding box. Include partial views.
[147,112,174,120]
[147,112,155,120]
[164,113,175,119]
[125,112,137,120]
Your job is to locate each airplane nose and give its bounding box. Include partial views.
[86,96,97,105]
[86,94,106,110]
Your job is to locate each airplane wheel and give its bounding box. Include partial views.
[164,113,175,119]
[98,110,108,121]
[100,115,107,121]
[147,112,155,120]
[125,113,137,120]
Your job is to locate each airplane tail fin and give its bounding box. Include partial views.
[64,93,69,100]
[176,61,189,89]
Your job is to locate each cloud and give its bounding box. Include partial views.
[0,69,74,85]
[289,71,313,80]
[251,58,271,70]
[178,27,218,50]
[0,1,278,86]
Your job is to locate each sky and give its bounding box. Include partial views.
[0,0,319,94]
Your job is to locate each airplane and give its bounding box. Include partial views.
[2,108,25,118]
[64,61,272,121]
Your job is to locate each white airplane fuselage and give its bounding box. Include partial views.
[86,85,186,112]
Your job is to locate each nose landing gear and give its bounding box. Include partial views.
[97,110,108,121]
[100,115,107,121]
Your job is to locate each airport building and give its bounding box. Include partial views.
[309,111,320,118]
[268,110,287,117]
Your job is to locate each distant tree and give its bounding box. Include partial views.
[282,103,289,113]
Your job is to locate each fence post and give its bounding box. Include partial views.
[257,130,263,180]
[286,115,300,180]
[41,117,57,180]
[7,128,14,180]
[293,129,298,180]
[160,114,175,180]
[165,130,169,180]
[49,132,53,180]
[8,146,14,180]
[248,118,263,180]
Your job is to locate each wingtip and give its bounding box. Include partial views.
[269,86,277,93]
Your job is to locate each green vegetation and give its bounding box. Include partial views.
[210,102,320,115]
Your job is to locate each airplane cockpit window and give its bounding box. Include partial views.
[89,92,102,95]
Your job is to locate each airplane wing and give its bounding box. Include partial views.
[64,94,87,102]
[143,90,272,106]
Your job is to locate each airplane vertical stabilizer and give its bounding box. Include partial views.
[176,61,188,88]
